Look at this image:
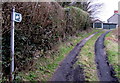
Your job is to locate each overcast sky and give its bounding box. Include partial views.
[93,0,120,22]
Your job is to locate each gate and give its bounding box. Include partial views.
[94,23,102,28]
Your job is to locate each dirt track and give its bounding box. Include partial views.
[95,31,118,81]
[50,32,98,81]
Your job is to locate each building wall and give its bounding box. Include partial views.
[118,15,120,27]
[118,2,120,27]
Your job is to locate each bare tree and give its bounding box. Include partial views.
[70,0,103,20]
[87,1,103,20]
[58,0,103,20]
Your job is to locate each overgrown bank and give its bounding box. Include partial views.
[2,2,91,80]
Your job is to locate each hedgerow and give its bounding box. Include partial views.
[2,2,90,79]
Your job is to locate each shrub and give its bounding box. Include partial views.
[65,6,90,36]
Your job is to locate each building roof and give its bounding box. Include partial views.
[103,23,117,25]
[92,19,103,23]
[107,13,119,22]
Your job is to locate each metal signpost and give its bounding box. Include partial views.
[10,7,22,81]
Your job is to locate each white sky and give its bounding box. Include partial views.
[93,0,120,22]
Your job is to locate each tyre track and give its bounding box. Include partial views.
[50,32,99,81]
[95,31,119,81]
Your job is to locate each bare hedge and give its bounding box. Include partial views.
[2,2,90,78]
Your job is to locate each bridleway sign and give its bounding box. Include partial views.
[10,7,22,81]
[13,12,22,22]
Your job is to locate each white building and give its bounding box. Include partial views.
[92,19,103,29]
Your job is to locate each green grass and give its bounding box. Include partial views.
[105,31,120,81]
[16,29,101,81]
[75,30,105,81]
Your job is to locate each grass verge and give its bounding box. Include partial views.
[75,30,105,81]
[105,30,120,81]
[15,29,101,81]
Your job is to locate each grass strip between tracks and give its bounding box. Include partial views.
[75,30,105,81]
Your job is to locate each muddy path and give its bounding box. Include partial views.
[95,31,118,81]
[50,32,98,81]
